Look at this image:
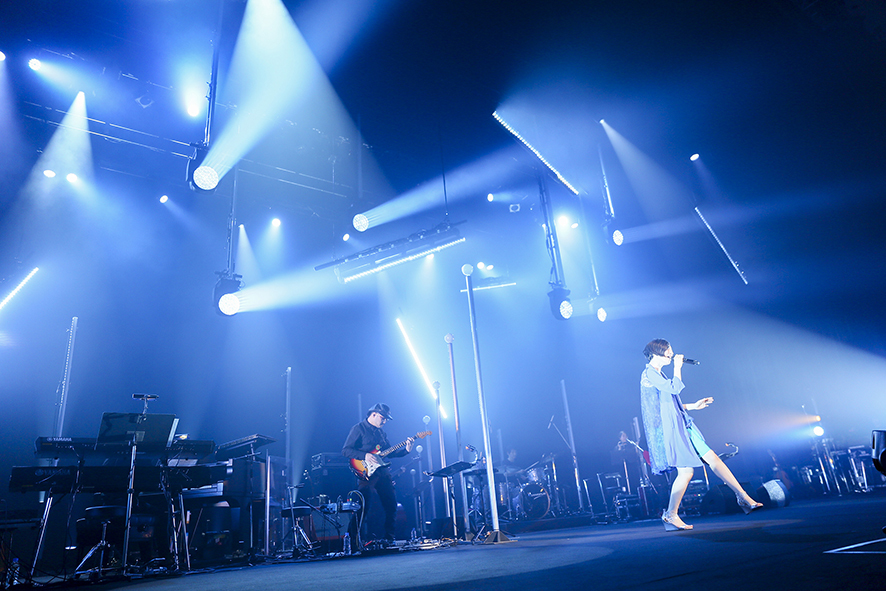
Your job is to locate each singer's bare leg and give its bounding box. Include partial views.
[665,467,694,527]
[701,450,758,503]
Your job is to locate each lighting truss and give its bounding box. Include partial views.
[315,222,466,283]
[492,111,579,195]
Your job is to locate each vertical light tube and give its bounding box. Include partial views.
[462,265,507,542]
[54,316,78,438]
[433,382,450,518]
[285,367,292,484]
[560,380,586,512]
[445,334,471,538]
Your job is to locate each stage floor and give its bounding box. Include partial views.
[37,492,886,591]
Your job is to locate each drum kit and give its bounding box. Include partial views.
[467,454,563,525]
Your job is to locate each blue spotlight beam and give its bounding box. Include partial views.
[694,207,748,285]
[395,318,447,419]
[0,267,39,314]
[492,111,579,195]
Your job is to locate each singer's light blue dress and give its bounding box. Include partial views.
[639,364,708,474]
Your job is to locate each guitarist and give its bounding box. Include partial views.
[342,403,414,547]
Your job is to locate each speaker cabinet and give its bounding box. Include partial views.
[310,465,358,500]
[756,479,791,508]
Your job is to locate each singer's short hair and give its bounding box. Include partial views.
[643,338,670,361]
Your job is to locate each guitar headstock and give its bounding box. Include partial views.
[415,431,432,439]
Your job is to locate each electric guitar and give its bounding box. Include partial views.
[350,431,431,480]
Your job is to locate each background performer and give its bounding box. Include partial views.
[342,403,414,547]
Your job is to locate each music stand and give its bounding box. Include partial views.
[96,412,178,452]
[428,461,474,540]
[96,413,177,573]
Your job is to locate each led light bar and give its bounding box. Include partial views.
[0,267,39,314]
[396,318,447,419]
[316,222,466,283]
[492,111,579,195]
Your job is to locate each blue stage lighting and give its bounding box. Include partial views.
[187,146,219,192]
[0,51,6,61]
[813,425,824,437]
[690,153,700,161]
[43,170,56,178]
[160,195,168,204]
[548,287,573,320]
[28,58,41,71]
[353,213,369,232]
[65,173,78,183]
[272,218,281,227]
[213,276,242,316]
[596,307,607,322]
[612,229,624,246]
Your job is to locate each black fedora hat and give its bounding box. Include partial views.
[367,403,393,420]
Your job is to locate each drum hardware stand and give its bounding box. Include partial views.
[74,519,121,580]
[548,457,563,516]
[281,484,320,559]
[499,472,520,522]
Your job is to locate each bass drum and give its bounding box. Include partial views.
[516,483,550,520]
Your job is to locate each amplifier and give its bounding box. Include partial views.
[310,465,357,500]
[311,453,350,469]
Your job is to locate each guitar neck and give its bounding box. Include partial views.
[378,439,409,459]
[377,431,428,459]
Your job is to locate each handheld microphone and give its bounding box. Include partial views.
[682,358,700,365]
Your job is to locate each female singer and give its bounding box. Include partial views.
[640,338,762,531]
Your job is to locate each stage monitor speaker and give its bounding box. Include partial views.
[756,479,791,508]
[872,430,886,475]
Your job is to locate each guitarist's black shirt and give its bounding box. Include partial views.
[342,419,408,461]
